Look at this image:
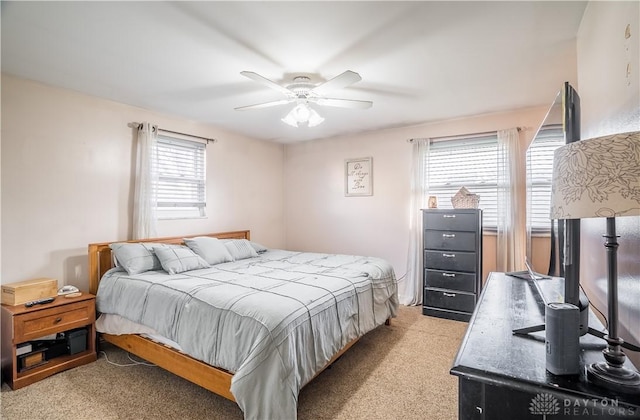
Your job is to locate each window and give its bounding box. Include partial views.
[156,135,206,219]
[526,126,564,233]
[425,135,498,229]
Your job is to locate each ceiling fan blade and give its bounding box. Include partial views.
[240,71,292,95]
[311,70,362,95]
[234,98,293,111]
[316,97,373,109]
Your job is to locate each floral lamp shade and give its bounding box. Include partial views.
[550,131,640,220]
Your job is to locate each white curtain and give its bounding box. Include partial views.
[400,138,430,305]
[496,128,525,272]
[132,122,158,240]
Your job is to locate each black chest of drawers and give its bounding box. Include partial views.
[422,208,483,321]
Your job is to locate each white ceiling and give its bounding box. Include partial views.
[1,1,587,143]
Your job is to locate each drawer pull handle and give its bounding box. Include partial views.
[54,317,62,324]
[443,273,456,277]
[442,253,456,258]
[443,214,456,218]
[442,234,456,238]
[443,292,457,297]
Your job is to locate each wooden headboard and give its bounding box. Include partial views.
[88,230,250,294]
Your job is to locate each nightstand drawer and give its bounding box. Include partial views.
[424,250,477,272]
[424,230,476,252]
[424,288,476,313]
[424,211,478,232]
[424,269,476,293]
[14,301,95,343]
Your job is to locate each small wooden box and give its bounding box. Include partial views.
[1,278,58,306]
[19,349,48,371]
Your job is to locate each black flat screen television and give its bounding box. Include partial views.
[526,82,580,278]
[522,82,587,332]
[525,89,564,277]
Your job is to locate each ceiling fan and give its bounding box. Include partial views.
[235,70,373,127]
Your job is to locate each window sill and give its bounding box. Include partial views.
[158,216,208,221]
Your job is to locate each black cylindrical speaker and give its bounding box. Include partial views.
[545,302,580,375]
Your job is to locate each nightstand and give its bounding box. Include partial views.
[1,293,97,389]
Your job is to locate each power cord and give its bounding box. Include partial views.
[581,284,640,353]
[588,302,609,331]
[578,283,610,336]
[99,349,156,367]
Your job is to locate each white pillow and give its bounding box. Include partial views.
[154,245,210,275]
[223,239,259,260]
[109,243,163,275]
[249,241,268,253]
[183,237,234,265]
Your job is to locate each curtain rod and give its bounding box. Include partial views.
[129,122,217,144]
[407,126,523,143]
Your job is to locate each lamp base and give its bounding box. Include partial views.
[587,362,640,394]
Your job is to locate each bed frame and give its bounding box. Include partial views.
[88,230,363,404]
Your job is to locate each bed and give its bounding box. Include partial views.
[88,230,398,420]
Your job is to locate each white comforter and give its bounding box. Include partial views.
[96,249,398,420]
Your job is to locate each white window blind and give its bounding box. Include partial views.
[526,126,564,233]
[425,135,498,228]
[156,135,206,219]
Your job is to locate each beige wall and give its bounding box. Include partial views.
[576,1,640,367]
[1,47,580,298]
[0,75,563,296]
[1,75,285,291]
[283,106,555,284]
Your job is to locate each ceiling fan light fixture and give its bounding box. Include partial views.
[281,112,299,127]
[281,102,325,128]
[241,70,367,129]
[307,108,325,127]
[292,103,311,122]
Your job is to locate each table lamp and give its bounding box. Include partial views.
[550,130,640,393]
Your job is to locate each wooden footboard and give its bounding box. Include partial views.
[102,332,361,402]
[102,333,236,401]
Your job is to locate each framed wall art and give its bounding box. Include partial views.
[345,157,373,196]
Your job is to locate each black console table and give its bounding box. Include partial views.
[450,272,640,419]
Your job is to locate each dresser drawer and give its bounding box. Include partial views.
[424,269,476,293]
[424,250,477,272]
[14,300,95,343]
[424,211,478,232]
[424,230,476,252]
[424,287,476,313]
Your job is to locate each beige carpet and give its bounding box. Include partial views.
[1,306,468,420]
